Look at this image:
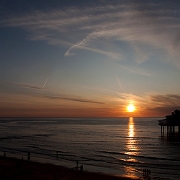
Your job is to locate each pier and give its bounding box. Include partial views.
[158,110,180,138]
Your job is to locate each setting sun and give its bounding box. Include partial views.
[127,104,135,112]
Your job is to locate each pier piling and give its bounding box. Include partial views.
[159,110,180,139]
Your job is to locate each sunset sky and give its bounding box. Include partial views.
[1,0,180,117]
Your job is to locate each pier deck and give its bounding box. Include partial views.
[158,110,180,137]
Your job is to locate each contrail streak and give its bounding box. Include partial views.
[43,77,48,88]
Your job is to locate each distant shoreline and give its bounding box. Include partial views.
[0,117,163,119]
[0,156,139,180]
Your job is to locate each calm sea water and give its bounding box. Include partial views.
[0,117,180,179]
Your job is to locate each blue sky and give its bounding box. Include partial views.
[1,0,180,117]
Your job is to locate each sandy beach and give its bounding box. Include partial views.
[0,156,140,180]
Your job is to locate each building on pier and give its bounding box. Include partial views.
[158,110,180,138]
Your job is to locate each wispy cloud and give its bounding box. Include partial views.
[116,92,147,104]
[115,63,152,76]
[150,94,180,107]
[115,92,180,116]
[43,95,104,105]
[1,2,180,66]
[3,82,45,90]
[64,32,119,59]
[3,81,105,105]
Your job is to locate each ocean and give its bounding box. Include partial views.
[0,117,180,179]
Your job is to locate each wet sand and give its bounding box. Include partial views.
[0,156,140,180]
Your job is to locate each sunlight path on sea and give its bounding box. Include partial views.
[124,117,139,178]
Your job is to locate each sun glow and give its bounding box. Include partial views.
[127,104,135,112]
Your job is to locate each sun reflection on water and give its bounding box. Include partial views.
[126,117,138,156]
[124,117,139,179]
[128,117,134,138]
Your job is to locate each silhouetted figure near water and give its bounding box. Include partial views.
[76,160,78,169]
[80,165,83,171]
[143,169,151,180]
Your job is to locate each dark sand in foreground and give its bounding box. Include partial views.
[0,156,140,180]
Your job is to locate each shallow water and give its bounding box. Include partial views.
[0,117,180,179]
